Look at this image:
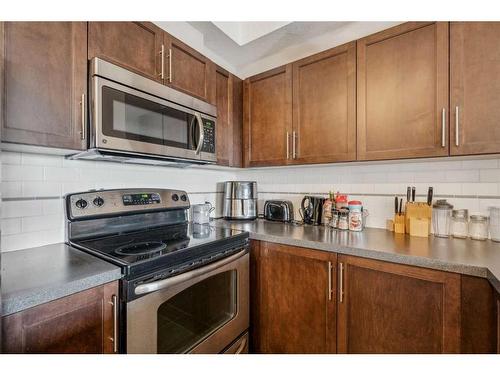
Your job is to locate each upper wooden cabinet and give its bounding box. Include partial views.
[88,22,163,82]
[357,22,449,161]
[450,22,500,155]
[162,34,216,104]
[2,281,118,353]
[337,255,461,353]
[215,66,243,167]
[243,65,293,167]
[257,242,336,353]
[292,42,357,163]
[1,22,87,150]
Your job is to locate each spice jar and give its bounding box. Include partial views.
[330,208,339,229]
[451,209,468,239]
[432,200,454,238]
[335,193,348,210]
[469,215,489,241]
[488,207,500,242]
[348,200,363,232]
[338,210,349,230]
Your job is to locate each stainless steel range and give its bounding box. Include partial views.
[65,188,249,354]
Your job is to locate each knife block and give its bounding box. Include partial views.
[394,215,405,234]
[405,202,432,235]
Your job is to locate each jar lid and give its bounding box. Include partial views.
[348,200,362,205]
[433,199,453,209]
[452,209,468,219]
[470,214,488,221]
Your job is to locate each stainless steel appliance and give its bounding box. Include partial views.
[223,181,257,220]
[264,200,294,222]
[65,188,249,354]
[300,196,325,225]
[68,58,217,166]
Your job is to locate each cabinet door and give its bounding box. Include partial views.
[259,242,336,353]
[88,22,163,82]
[164,34,216,104]
[357,22,449,160]
[243,65,292,167]
[292,42,356,164]
[215,67,243,167]
[2,281,118,354]
[450,22,500,155]
[1,22,87,150]
[337,255,460,353]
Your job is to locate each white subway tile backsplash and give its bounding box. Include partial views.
[21,153,62,167]
[1,151,21,165]
[1,218,22,235]
[445,170,479,183]
[22,181,62,197]
[2,200,43,219]
[44,166,81,182]
[462,183,498,196]
[2,164,44,181]
[461,159,498,170]
[41,199,65,215]
[1,181,23,198]
[479,169,500,182]
[22,214,64,232]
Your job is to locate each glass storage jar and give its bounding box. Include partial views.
[469,215,489,241]
[488,207,500,242]
[451,209,468,239]
[432,200,454,238]
[338,210,349,230]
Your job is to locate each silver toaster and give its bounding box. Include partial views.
[263,200,294,222]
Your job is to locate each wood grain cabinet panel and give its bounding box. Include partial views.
[450,22,500,155]
[164,34,216,104]
[1,282,118,354]
[243,65,292,167]
[0,22,87,150]
[88,22,163,82]
[258,242,336,353]
[215,66,243,167]
[292,42,357,164]
[357,22,449,161]
[337,255,461,353]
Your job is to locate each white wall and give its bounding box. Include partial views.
[0,151,237,252]
[2,151,500,252]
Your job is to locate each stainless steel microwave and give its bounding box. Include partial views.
[70,58,217,166]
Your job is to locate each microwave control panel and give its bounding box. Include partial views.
[201,119,216,154]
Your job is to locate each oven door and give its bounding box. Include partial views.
[92,76,216,163]
[126,250,249,354]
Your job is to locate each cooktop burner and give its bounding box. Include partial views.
[115,241,167,256]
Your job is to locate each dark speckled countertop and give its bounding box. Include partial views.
[1,243,122,316]
[213,219,500,294]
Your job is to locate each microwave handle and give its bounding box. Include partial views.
[134,249,247,295]
[194,112,204,155]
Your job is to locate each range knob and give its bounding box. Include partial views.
[180,194,187,202]
[172,194,179,201]
[93,197,104,207]
[75,199,88,209]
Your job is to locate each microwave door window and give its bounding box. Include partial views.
[101,86,165,145]
[162,107,192,150]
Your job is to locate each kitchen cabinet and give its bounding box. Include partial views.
[162,34,216,104]
[0,22,87,150]
[357,22,449,161]
[88,22,163,82]
[215,66,243,167]
[243,65,293,167]
[249,240,262,352]
[450,22,500,155]
[2,281,118,354]
[257,241,336,353]
[291,42,356,164]
[337,254,461,353]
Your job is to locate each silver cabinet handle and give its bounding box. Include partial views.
[194,112,204,155]
[441,108,446,148]
[167,48,172,83]
[455,106,459,147]
[235,337,247,354]
[339,262,344,303]
[159,44,165,79]
[80,93,86,141]
[292,131,297,159]
[328,261,333,301]
[135,250,247,295]
[109,294,118,353]
[286,132,290,159]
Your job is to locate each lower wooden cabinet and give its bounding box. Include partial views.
[255,241,336,353]
[2,281,118,354]
[337,255,461,353]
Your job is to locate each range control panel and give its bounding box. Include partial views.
[201,118,216,154]
[67,189,190,220]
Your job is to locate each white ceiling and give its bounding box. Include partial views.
[154,21,402,79]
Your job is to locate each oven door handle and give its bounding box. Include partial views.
[134,249,247,295]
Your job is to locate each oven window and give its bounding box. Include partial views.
[101,86,194,149]
[157,270,237,353]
